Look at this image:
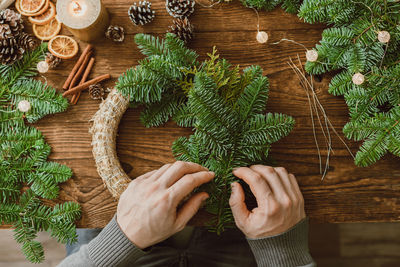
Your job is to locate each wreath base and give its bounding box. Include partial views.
[89,88,131,198]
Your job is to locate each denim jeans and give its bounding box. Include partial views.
[66,227,257,267]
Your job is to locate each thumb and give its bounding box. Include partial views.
[229,182,250,228]
[175,192,208,230]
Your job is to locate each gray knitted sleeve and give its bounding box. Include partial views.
[57,216,146,267]
[247,218,316,267]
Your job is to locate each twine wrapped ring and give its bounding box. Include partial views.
[89,89,131,198]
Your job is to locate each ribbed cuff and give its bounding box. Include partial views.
[87,215,146,267]
[247,218,314,267]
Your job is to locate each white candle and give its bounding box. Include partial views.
[57,0,109,42]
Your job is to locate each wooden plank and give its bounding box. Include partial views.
[20,0,400,228]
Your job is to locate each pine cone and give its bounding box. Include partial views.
[105,25,125,42]
[166,0,195,19]
[128,1,155,26]
[0,37,24,65]
[45,52,62,69]
[168,18,193,43]
[18,32,37,51]
[89,83,106,100]
[0,9,24,39]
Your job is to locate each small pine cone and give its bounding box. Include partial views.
[89,83,106,100]
[166,0,195,19]
[0,37,24,65]
[168,18,193,43]
[0,9,24,39]
[128,1,155,26]
[105,25,125,42]
[45,52,62,69]
[18,32,37,51]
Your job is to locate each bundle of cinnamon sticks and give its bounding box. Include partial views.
[62,44,111,104]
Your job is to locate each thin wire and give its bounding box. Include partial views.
[251,7,260,32]
[272,38,308,51]
[38,40,49,84]
[380,41,389,68]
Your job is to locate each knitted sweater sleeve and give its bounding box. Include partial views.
[247,218,316,267]
[57,216,146,267]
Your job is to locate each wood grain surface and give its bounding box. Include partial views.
[27,0,400,228]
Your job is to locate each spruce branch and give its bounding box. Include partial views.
[0,43,80,263]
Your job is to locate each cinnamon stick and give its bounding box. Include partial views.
[63,74,111,97]
[62,44,93,90]
[69,51,92,90]
[72,57,95,105]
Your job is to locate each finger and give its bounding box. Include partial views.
[274,167,297,201]
[136,170,157,180]
[289,174,304,205]
[169,171,214,205]
[147,163,172,181]
[250,165,287,197]
[229,182,250,229]
[160,161,208,187]
[175,192,209,231]
[233,167,272,206]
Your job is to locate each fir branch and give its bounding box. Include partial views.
[0,43,47,84]
[0,41,79,263]
[141,93,185,127]
[134,34,166,57]
[0,180,21,204]
[9,79,68,123]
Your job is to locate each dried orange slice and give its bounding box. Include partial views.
[16,0,50,17]
[28,2,55,25]
[48,35,79,59]
[33,17,61,40]
[19,0,46,14]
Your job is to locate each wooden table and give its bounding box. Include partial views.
[35,0,400,228]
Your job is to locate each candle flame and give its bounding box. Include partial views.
[72,1,82,13]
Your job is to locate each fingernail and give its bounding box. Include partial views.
[202,195,209,201]
[232,167,239,172]
[208,171,215,176]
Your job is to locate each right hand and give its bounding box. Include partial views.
[229,165,305,239]
[117,161,214,249]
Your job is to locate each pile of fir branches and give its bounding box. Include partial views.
[0,43,80,263]
[237,0,400,166]
[299,0,400,166]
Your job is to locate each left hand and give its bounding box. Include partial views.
[117,161,215,249]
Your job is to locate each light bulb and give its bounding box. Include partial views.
[256,31,268,44]
[352,72,365,85]
[18,100,31,112]
[306,50,318,62]
[37,61,49,73]
[377,31,390,43]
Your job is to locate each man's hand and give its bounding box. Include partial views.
[229,165,305,239]
[117,161,214,249]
